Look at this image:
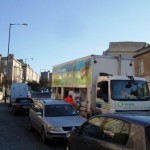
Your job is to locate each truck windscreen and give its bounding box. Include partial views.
[111,80,150,101]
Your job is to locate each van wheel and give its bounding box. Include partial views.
[41,128,47,144]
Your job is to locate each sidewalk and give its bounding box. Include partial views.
[0,98,10,107]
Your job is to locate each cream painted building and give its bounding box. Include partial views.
[1,54,39,86]
[103,42,148,58]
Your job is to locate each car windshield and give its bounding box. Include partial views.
[111,80,150,101]
[45,104,78,117]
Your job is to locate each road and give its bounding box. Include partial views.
[0,100,66,150]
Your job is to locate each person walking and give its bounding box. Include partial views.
[64,95,75,107]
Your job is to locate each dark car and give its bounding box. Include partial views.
[66,113,150,150]
[11,98,34,115]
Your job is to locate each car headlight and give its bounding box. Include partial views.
[48,126,63,132]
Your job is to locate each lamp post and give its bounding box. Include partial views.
[25,58,34,64]
[5,23,28,104]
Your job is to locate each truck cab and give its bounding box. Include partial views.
[96,74,150,114]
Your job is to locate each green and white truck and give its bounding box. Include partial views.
[52,55,150,118]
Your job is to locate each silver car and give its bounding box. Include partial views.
[29,99,86,143]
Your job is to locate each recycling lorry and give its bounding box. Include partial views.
[10,83,31,105]
[52,55,150,118]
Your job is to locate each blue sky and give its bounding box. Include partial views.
[0,0,150,74]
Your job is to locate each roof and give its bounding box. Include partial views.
[37,99,70,105]
[97,113,150,127]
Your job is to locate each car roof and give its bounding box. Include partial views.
[37,99,71,106]
[96,113,150,127]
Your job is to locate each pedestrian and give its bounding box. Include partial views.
[64,95,75,106]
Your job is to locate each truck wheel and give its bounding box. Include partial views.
[41,128,47,144]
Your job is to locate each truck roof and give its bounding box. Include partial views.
[53,54,133,68]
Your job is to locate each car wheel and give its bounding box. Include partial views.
[66,143,72,150]
[29,119,34,131]
[41,128,47,144]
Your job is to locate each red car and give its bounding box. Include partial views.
[11,98,34,115]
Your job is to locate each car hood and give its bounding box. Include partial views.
[44,116,86,127]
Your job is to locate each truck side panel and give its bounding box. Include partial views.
[52,56,92,87]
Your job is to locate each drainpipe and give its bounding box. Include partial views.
[118,55,122,75]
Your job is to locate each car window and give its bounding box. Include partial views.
[100,118,130,146]
[45,104,78,117]
[79,117,105,138]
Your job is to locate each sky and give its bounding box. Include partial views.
[0,0,150,75]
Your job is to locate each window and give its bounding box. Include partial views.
[97,81,108,100]
[79,117,105,138]
[139,59,144,74]
[16,98,33,103]
[111,80,150,101]
[100,118,130,146]
[45,104,78,117]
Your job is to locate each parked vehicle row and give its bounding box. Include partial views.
[9,97,150,149]
[10,97,86,144]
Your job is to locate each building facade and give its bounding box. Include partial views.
[40,71,52,88]
[0,54,39,87]
[103,42,147,58]
[133,45,150,83]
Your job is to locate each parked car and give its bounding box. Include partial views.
[66,113,150,150]
[10,97,34,115]
[29,99,86,143]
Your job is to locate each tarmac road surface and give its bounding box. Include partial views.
[0,100,65,150]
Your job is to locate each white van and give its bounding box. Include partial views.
[10,83,31,105]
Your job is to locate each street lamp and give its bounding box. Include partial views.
[25,58,34,64]
[7,24,28,56]
[5,23,28,104]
